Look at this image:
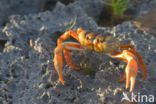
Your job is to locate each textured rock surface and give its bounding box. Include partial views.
[0,0,48,26]
[0,0,156,104]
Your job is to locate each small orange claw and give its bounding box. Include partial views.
[109,50,139,92]
[125,57,138,92]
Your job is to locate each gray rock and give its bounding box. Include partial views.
[0,0,52,26]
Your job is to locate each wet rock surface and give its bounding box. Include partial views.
[0,0,156,104]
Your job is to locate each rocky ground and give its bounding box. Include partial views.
[0,0,156,104]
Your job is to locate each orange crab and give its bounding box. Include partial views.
[53,28,147,92]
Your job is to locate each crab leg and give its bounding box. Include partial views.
[53,42,83,85]
[57,30,80,46]
[129,49,147,81]
[120,44,147,81]
[53,46,64,84]
[63,42,83,70]
[53,28,83,84]
[109,50,138,92]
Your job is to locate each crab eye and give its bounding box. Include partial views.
[95,36,104,43]
[93,35,104,44]
[86,33,95,41]
[95,38,99,43]
[86,36,90,40]
[99,38,104,42]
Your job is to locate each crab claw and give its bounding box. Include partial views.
[125,57,138,92]
[109,50,139,92]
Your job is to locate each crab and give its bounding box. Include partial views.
[53,28,147,92]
